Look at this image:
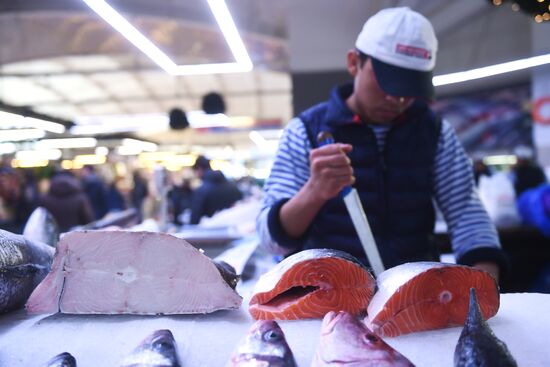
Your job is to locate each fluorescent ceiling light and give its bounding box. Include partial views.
[82,0,253,75]
[0,143,16,154]
[0,129,46,142]
[483,155,517,166]
[71,112,252,134]
[36,137,97,149]
[0,111,66,134]
[122,138,158,152]
[434,53,550,86]
[16,149,63,161]
[25,117,66,134]
[95,146,109,156]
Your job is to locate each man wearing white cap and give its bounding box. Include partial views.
[257,7,507,280]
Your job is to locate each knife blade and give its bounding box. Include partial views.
[317,132,385,276]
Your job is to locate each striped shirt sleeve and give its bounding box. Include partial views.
[256,118,312,254]
[433,120,503,264]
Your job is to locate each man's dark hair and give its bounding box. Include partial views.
[193,155,211,171]
[356,49,369,68]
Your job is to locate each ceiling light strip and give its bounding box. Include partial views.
[82,0,252,75]
[434,53,550,86]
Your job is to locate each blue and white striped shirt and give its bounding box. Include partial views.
[256,117,502,263]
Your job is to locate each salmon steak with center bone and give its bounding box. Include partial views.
[249,249,375,320]
[366,262,499,337]
[26,230,242,315]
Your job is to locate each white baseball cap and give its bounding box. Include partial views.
[355,7,438,99]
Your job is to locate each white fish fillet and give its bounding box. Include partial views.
[26,230,242,315]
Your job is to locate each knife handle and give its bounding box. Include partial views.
[316,132,352,197]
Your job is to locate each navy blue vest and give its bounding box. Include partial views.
[299,85,441,268]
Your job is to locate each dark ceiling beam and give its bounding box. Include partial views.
[0,100,74,127]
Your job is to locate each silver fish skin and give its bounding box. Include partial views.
[120,329,181,367]
[23,207,60,248]
[454,288,517,367]
[312,311,415,367]
[0,229,55,313]
[45,352,77,367]
[228,320,297,367]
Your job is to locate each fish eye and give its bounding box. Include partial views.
[263,330,282,342]
[364,333,379,343]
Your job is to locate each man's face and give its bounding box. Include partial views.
[348,54,414,123]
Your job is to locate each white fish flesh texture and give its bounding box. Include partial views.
[26,230,242,314]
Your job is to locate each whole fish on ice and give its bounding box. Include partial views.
[367,262,499,337]
[249,249,375,320]
[0,229,54,314]
[26,230,242,315]
[23,207,60,247]
[45,352,77,367]
[454,288,517,367]
[120,329,181,367]
[312,311,414,367]
[228,320,297,366]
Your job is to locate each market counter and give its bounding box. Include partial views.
[0,292,549,366]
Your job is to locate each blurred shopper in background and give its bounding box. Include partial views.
[511,146,547,197]
[130,170,149,221]
[0,166,23,232]
[189,155,242,225]
[168,177,193,225]
[106,176,127,213]
[257,7,507,281]
[80,165,108,220]
[38,170,94,232]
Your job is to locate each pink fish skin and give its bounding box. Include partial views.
[312,311,415,367]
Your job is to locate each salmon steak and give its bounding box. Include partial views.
[366,262,500,337]
[26,230,242,315]
[249,249,375,320]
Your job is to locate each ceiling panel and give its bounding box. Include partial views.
[159,98,196,112]
[258,71,291,91]
[260,94,292,121]
[47,74,107,102]
[62,55,121,71]
[137,71,180,98]
[120,100,163,114]
[89,72,149,98]
[184,74,222,94]
[1,60,67,74]
[80,102,123,115]
[221,72,256,92]
[34,104,83,119]
[226,95,258,117]
[0,77,63,105]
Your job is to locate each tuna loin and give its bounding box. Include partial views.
[366,262,500,337]
[26,230,242,314]
[249,249,375,320]
[0,229,54,314]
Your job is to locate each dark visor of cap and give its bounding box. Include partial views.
[370,57,435,100]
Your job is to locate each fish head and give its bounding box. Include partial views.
[317,311,414,366]
[121,329,180,367]
[45,352,77,367]
[231,320,296,366]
